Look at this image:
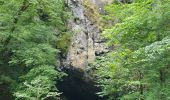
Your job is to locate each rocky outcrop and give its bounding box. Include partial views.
[90,0,113,14]
[62,0,110,70]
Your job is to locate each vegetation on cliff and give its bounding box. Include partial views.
[0,0,170,100]
[88,0,170,99]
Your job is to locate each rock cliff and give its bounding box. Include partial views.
[57,1,112,100]
[63,0,110,70]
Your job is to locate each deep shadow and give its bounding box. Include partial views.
[0,83,14,100]
[57,68,106,100]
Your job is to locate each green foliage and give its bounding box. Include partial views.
[131,38,170,100]
[88,0,170,99]
[87,54,130,100]
[14,66,66,100]
[0,0,69,99]
[103,0,170,50]
[14,76,60,100]
[56,31,72,53]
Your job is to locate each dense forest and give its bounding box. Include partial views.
[0,0,170,100]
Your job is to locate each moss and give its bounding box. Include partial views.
[82,0,113,30]
[82,0,102,29]
[56,31,73,53]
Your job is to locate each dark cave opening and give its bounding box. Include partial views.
[57,68,105,100]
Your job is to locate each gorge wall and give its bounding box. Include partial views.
[62,0,111,70]
[57,1,111,100]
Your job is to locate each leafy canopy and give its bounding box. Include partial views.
[88,0,170,100]
[0,0,68,99]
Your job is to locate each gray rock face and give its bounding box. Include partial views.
[64,0,109,70]
[90,0,113,14]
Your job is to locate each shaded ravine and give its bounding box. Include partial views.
[56,0,110,100]
[57,68,106,100]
